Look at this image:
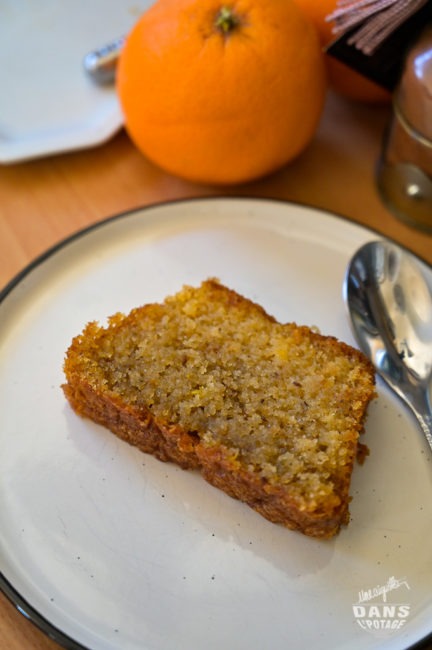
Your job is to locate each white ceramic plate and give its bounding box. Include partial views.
[0,0,152,164]
[0,198,431,650]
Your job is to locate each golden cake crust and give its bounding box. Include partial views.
[63,279,376,539]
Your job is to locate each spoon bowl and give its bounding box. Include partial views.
[344,240,432,452]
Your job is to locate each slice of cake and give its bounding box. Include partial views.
[63,279,376,538]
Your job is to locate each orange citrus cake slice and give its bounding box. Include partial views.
[63,279,376,538]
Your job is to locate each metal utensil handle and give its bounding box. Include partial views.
[83,36,125,85]
[415,410,432,452]
[409,388,432,453]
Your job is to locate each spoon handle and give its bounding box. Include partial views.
[409,391,432,453]
[83,36,125,85]
[416,413,432,452]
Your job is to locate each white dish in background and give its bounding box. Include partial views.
[0,0,152,164]
[0,198,431,650]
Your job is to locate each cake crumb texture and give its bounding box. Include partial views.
[63,279,376,538]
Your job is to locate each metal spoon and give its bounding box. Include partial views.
[83,36,125,85]
[344,240,432,452]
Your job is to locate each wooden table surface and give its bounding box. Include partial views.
[0,92,431,650]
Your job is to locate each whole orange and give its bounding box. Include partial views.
[294,0,390,104]
[116,0,327,185]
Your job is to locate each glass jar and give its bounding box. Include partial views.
[376,26,432,233]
